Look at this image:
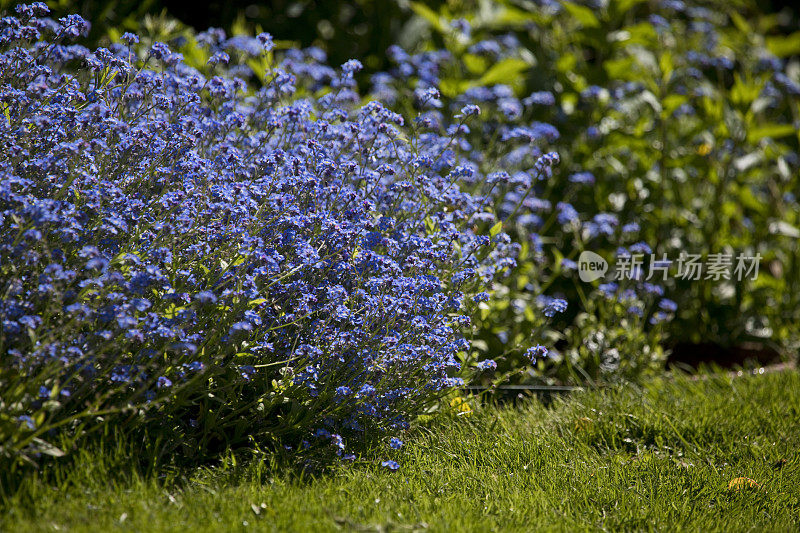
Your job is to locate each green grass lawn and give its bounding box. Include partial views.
[3,370,799,532]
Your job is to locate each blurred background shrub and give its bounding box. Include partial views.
[377,0,800,380]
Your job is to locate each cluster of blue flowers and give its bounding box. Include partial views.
[0,4,564,465]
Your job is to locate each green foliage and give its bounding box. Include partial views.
[3,370,799,531]
[25,0,409,75]
[392,0,800,378]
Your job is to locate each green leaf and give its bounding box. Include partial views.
[477,58,529,87]
[439,78,470,98]
[747,123,796,144]
[32,438,65,457]
[496,6,541,26]
[658,51,674,83]
[730,73,766,107]
[613,0,647,15]
[552,248,565,273]
[619,22,658,47]
[463,54,488,75]
[737,185,766,214]
[556,53,577,74]
[424,216,437,233]
[410,2,446,33]
[179,36,210,70]
[561,1,601,28]
[603,57,636,80]
[661,94,687,116]
[766,32,800,58]
[730,11,752,34]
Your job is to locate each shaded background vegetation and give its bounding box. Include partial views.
[15,1,800,75]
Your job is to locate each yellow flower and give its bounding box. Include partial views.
[697,143,712,156]
[449,396,473,416]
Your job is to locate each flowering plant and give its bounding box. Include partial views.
[0,4,559,468]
